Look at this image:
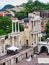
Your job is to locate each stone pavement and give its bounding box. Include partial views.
[15,53,49,65]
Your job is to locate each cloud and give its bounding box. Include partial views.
[0,0,27,9]
[0,0,49,9]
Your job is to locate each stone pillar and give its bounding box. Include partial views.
[39,33,41,42]
[36,34,37,45]
[17,35,21,48]
[12,36,14,46]
[8,60,11,65]
[5,62,8,65]
[18,36,19,47]
[4,44,5,53]
[37,33,39,43]
[11,59,13,65]
[15,23,17,32]
[11,59,14,65]
[12,22,14,33]
[14,58,16,64]
[18,22,20,32]
[33,34,34,45]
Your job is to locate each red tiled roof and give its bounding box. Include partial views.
[0,12,6,16]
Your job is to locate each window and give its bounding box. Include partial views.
[26,40,28,46]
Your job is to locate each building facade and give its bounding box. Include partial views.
[40,10,49,18]
[28,12,41,53]
[0,12,42,65]
[41,18,48,37]
[0,12,41,55]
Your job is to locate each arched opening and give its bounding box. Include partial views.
[40,46,48,54]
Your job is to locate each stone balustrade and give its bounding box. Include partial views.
[0,47,33,65]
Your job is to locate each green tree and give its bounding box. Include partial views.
[15,0,47,19]
[0,29,5,35]
[15,11,27,20]
[19,23,24,31]
[0,16,12,35]
[46,21,49,38]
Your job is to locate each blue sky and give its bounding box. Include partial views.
[0,0,49,9]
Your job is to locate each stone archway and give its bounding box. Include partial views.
[40,46,48,54]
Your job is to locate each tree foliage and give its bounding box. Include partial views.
[15,11,27,20]
[0,29,6,35]
[0,16,12,35]
[46,21,49,38]
[15,0,49,20]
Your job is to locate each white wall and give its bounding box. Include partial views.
[38,44,49,53]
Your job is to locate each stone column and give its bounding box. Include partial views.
[33,34,34,45]
[5,62,8,65]
[15,23,17,32]
[8,60,11,65]
[3,38,5,53]
[18,22,20,32]
[11,59,13,65]
[12,36,14,46]
[12,22,14,33]
[37,33,38,45]
[14,58,16,64]
[18,35,21,48]
[37,33,39,43]
[36,34,37,45]
[39,33,41,42]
